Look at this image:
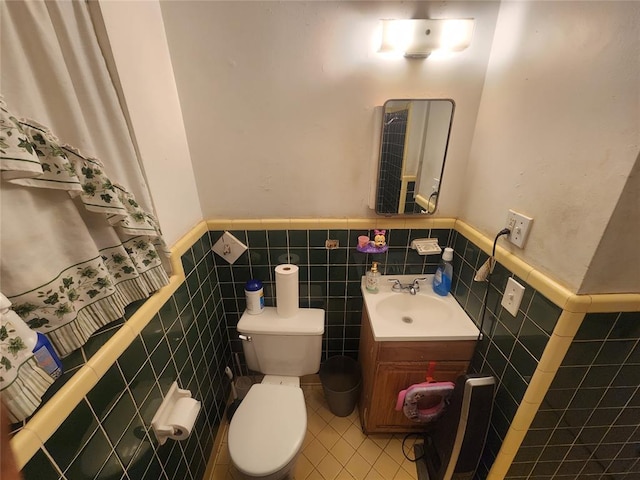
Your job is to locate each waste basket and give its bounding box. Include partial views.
[319,355,362,417]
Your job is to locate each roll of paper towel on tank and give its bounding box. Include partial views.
[275,264,299,317]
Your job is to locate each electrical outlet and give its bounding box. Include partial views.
[505,209,533,248]
[501,277,525,316]
[325,239,339,250]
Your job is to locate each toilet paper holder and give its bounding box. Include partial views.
[151,381,201,445]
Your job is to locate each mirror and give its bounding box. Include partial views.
[375,99,454,215]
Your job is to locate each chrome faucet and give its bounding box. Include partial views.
[388,277,428,295]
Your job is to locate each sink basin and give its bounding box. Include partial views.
[362,274,479,341]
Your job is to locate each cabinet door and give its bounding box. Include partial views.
[367,361,468,432]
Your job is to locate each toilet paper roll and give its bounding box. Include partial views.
[275,263,299,318]
[168,397,201,441]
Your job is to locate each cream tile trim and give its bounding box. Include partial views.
[171,220,208,261]
[206,219,234,231]
[206,217,444,232]
[12,367,101,468]
[430,218,456,229]
[587,293,640,313]
[203,217,638,314]
[125,275,183,334]
[550,311,586,338]
[454,219,640,313]
[9,427,44,471]
[86,324,137,378]
[487,450,514,479]
[9,221,207,469]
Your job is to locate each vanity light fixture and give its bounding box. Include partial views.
[378,19,475,58]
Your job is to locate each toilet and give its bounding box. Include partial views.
[228,307,324,479]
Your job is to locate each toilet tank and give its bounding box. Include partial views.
[237,307,324,376]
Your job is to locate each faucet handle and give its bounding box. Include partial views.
[412,277,428,292]
[388,279,402,291]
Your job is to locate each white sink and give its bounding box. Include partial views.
[361,274,479,341]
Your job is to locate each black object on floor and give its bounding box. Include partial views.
[414,443,430,480]
[416,374,496,480]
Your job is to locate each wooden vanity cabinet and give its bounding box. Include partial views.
[358,307,476,434]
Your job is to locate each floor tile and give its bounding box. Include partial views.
[393,467,415,480]
[343,423,367,450]
[294,454,315,479]
[304,437,329,466]
[317,424,341,450]
[356,438,383,465]
[209,385,419,480]
[317,405,337,423]
[373,451,400,478]
[317,453,343,480]
[384,437,408,466]
[308,411,329,436]
[329,415,353,435]
[368,434,393,450]
[330,438,356,466]
[364,469,385,479]
[335,470,356,480]
[345,452,372,480]
[306,469,325,480]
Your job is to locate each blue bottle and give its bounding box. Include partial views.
[32,332,63,378]
[433,247,454,296]
[3,308,63,378]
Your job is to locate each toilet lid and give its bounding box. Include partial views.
[228,383,307,476]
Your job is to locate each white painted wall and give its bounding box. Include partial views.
[460,1,640,292]
[405,101,427,178]
[580,155,640,294]
[95,0,203,246]
[418,101,454,200]
[159,1,500,219]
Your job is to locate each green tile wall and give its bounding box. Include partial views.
[506,311,640,480]
[449,230,563,480]
[210,228,450,364]
[21,232,231,480]
[212,226,564,480]
[23,225,629,480]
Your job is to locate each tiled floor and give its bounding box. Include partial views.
[210,386,420,480]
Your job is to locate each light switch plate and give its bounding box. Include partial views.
[501,277,525,316]
[505,209,533,248]
[211,231,248,264]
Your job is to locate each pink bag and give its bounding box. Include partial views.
[395,381,455,423]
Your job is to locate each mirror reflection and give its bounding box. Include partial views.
[375,99,454,215]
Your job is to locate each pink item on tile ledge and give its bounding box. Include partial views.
[356,244,388,254]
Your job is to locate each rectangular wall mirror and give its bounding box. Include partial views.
[375,99,454,215]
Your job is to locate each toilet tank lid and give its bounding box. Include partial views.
[238,307,325,335]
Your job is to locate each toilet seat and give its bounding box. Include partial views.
[228,383,306,477]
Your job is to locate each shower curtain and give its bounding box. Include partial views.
[0,1,170,421]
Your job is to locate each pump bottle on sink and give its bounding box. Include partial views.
[433,247,454,296]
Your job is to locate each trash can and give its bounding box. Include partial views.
[319,355,362,417]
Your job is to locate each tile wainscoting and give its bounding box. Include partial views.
[20,231,231,480]
[15,218,639,480]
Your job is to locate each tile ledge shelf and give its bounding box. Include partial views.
[10,217,639,469]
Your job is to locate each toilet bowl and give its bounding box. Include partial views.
[227,307,324,480]
[228,377,306,479]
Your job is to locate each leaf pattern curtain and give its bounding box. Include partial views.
[0,1,173,422]
[0,99,170,421]
[0,99,168,419]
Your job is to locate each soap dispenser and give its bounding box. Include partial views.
[366,261,380,292]
[433,247,454,296]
